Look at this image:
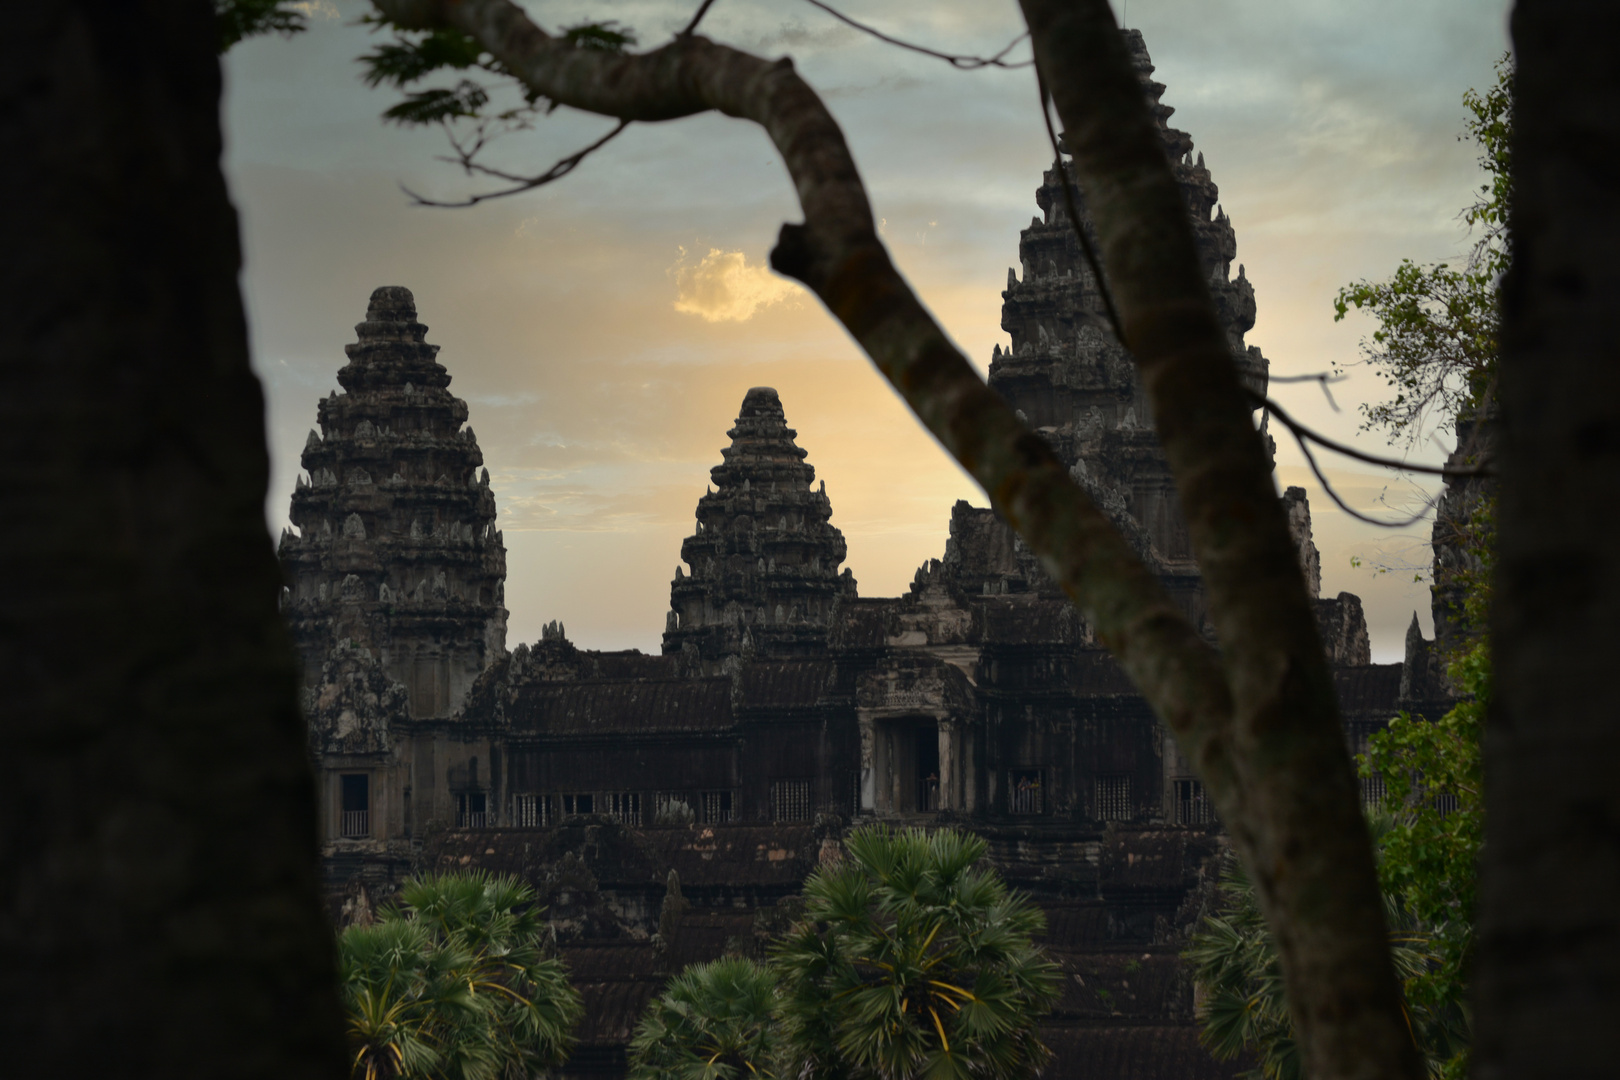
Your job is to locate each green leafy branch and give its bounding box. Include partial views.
[357,17,638,204]
[1461,54,1514,281]
[1332,56,1511,447]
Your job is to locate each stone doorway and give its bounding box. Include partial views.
[871,717,940,816]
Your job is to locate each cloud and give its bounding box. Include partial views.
[288,0,340,19]
[750,19,859,52]
[670,247,803,323]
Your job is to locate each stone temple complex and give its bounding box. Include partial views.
[281,30,1460,1080]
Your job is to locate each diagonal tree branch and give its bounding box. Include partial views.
[799,0,1033,70]
[369,3,1420,1078]
[371,0,1234,802]
[1021,3,1420,1079]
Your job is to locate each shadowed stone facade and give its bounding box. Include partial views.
[285,31,1462,1080]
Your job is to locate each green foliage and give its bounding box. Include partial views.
[359,18,637,127]
[1195,494,1490,1080]
[1359,640,1487,1080]
[339,871,583,1080]
[627,957,785,1080]
[1187,823,1469,1080]
[1461,55,1515,281]
[1436,496,1498,638]
[562,21,639,53]
[771,826,1061,1080]
[1332,56,1512,444]
[1184,857,1300,1080]
[214,0,306,53]
[629,828,1058,1080]
[1331,259,1497,442]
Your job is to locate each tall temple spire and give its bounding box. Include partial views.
[990,29,1269,582]
[663,387,856,671]
[279,286,507,718]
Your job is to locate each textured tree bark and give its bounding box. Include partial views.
[369,2,1419,1077]
[1481,3,1620,1077]
[0,3,348,1077]
[1020,7,1417,1079]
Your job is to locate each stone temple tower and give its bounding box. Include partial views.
[986,28,1271,624]
[663,387,857,671]
[279,286,507,719]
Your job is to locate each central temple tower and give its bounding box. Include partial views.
[967,29,1272,625]
[662,387,857,671]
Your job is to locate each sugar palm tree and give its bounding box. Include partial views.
[339,871,583,1080]
[773,826,1061,1080]
[342,918,479,1080]
[627,956,783,1080]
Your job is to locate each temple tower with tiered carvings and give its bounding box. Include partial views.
[280,286,507,719]
[662,387,857,671]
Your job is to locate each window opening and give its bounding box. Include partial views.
[1360,772,1387,810]
[700,789,736,824]
[653,792,695,825]
[1174,778,1214,824]
[457,791,487,828]
[603,791,642,825]
[341,773,371,838]
[562,792,595,816]
[1008,769,1044,815]
[1095,774,1132,821]
[771,779,813,822]
[514,793,549,828]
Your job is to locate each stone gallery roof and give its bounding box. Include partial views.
[662,909,762,970]
[981,826,1224,898]
[506,679,734,736]
[428,822,819,890]
[737,660,835,710]
[1045,951,1188,1022]
[589,651,679,680]
[1333,663,1404,717]
[557,942,660,1047]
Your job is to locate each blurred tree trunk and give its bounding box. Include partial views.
[0,3,347,1076]
[1481,3,1620,1077]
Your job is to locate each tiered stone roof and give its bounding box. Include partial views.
[279,286,506,718]
[990,28,1270,580]
[663,387,856,670]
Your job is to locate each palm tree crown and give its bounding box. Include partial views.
[339,871,583,1080]
[628,955,784,1080]
[773,826,1061,1080]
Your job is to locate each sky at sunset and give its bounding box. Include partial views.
[224,0,1513,662]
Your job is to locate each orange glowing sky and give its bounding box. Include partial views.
[226,0,1512,661]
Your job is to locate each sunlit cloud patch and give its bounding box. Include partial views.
[670,246,803,322]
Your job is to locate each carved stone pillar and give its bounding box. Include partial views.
[857,710,876,812]
[938,718,957,811]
